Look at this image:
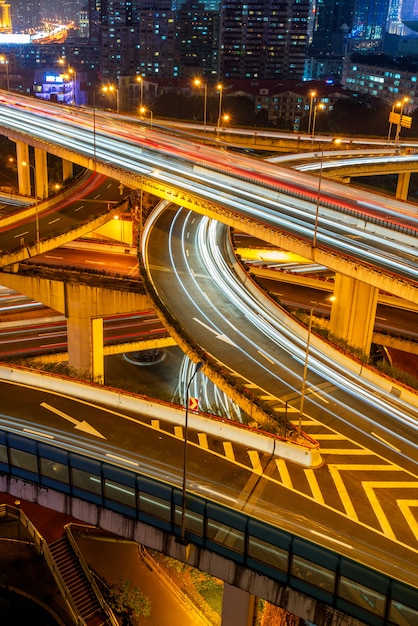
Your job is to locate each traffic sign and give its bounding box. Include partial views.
[189,397,199,411]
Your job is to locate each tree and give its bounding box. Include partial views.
[109,578,151,624]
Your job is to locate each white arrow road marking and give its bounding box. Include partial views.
[193,317,236,345]
[41,402,106,439]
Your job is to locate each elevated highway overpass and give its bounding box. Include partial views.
[0,95,417,624]
[0,92,417,365]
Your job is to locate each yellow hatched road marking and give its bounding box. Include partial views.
[335,464,404,471]
[275,459,293,489]
[313,434,346,440]
[362,482,397,540]
[363,482,418,540]
[198,433,208,449]
[320,449,372,455]
[223,441,235,462]
[328,465,358,520]
[397,500,418,541]
[174,426,183,438]
[248,450,263,474]
[304,469,325,504]
[151,419,160,429]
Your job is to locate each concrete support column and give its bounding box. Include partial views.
[34,147,48,199]
[66,316,104,383]
[221,584,257,626]
[396,171,411,201]
[15,141,31,196]
[329,274,378,355]
[62,159,73,181]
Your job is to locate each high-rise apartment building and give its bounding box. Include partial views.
[84,0,312,81]
[351,0,391,50]
[310,0,355,55]
[10,0,41,31]
[220,0,309,80]
[88,0,177,78]
[177,0,220,77]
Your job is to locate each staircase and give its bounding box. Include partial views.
[48,536,108,626]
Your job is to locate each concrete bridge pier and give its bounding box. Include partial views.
[66,315,104,383]
[15,142,49,199]
[329,274,378,355]
[221,584,257,625]
[396,170,411,201]
[15,141,31,196]
[34,147,48,199]
[62,158,74,181]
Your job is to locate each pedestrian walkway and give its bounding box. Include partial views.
[0,492,211,626]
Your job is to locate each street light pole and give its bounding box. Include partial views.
[307,89,316,135]
[313,138,341,251]
[139,106,153,129]
[102,84,119,113]
[216,83,223,132]
[394,96,409,145]
[178,360,203,545]
[311,103,325,137]
[194,78,207,134]
[298,296,335,434]
[22,161,39,245]
[137,75,143,109]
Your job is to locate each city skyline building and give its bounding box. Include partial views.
[220,0,309,80]
[9,0,41,32]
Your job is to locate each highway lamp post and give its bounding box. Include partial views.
[387,100,401,142]
[313,138,341,251]
[137,75,144,109]
[307,90,316,136]
[298,296,335,434]
[178,361,203,546]
[216,83,223,133]
[68,67,77,106]
[22,161,40,245]
[102,84,119,114]
[58,58,76,106]
[139,106,153,128]
[0,55,9,91]
[311,103,325,138]
[194,78,207,135]
[394,96,410,145]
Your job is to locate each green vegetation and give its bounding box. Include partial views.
[108,578,151,624]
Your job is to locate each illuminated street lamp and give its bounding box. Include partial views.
[216,83,223,132]
[58,58,77,105]
[102,83,119,113]
[22,161,40,245]
[68,67,77,106]
[311,102,326,137]
[307,89,317,135]
[139,105,153,128]
[387,100,401,142]
[178,360,203,545]
[394,96,410,145]
[298,296,335,434]
[0,55,9,90]
[313,138,341,250]
[194,78,207,134]
[136,75,144,109]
